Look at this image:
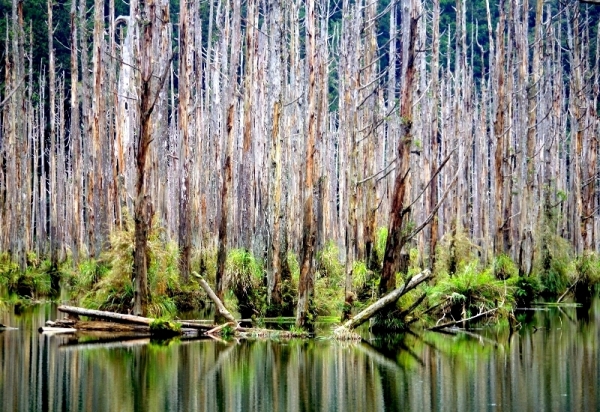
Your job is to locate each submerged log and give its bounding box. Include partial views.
[334,269,431,335]
[428,307,499,331]
[57,305,213,331]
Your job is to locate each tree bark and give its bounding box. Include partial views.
[296,0,318,328]
[379,1,419,296]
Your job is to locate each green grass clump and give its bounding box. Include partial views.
[314,241,345,316]
[513,276,541,307]
[434,227,479,276]
[573,252,600,303]
[429,261,514,324]
[536,234,573,297]
[0,252,54,299]
[80,216,181,318]
[374,227,388,267]
[494,254,518,280]
[225,248,265,319]
[149,318,182,336]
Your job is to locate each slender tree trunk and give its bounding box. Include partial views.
[296,0,318,328]
[379,0,418,296]
[215,0,242,320]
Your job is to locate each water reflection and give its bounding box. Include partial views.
[1,301,599,411]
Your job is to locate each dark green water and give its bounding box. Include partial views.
[1,301,599,412]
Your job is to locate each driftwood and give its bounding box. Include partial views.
[193,272,239,326]
[57,305,212,331]
[428,307,499,331]
[334,269,431,336]
[39,327,77,334]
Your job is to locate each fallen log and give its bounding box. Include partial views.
[206,321,236,335]
[334,269,431,336]
[192,271,239,326]
[57,305,213,331]
[39,327,77,334]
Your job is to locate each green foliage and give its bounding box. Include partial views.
[287,251,301,283]
[314,241,345,316]
[536,235,573,297]
[573,252,600,303]
[513,276,541,307]
[316,241,344,285]
[434,227,479,276]
[374,227,388,267]
[149,318,182,336]
[429,262,514,324]
[80,217,182,318]
[0,252,54,299]
[225,249,265,319]
[192,247,217,284]
[493,254,518,280]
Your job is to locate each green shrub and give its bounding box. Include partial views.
[434,227,479,276]
[513,276,541,307]
[0,252,54,299]
[494,254,518,280]
[149,318,181,336]
[573,252,600,303]
[226,249,265,319]
[375,227,388,267]
[429,261,514,324]
[80,216,182,317]
[314,242,345,316]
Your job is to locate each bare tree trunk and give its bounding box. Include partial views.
[178,0,193,283]
[296,0,318,328]
[379,0,418,296]
[132,0,171,316]
[215,0,242,321]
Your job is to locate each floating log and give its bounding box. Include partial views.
[334,269,431,336]
[57,305,213,331]
[39,327,77,334]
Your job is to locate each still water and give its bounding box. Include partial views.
[1,301,599,412]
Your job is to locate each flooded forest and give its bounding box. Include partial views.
[1,0,600,328]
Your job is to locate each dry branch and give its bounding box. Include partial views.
[193,272,239,326]
[428,307,499,331]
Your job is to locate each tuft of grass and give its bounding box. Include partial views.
[428,261,514,324]
[493,254,518,280]
[314,241,345,316]
[0,252,55,299]
[513,276,541,307]
[573,252,600,304]
[149,318,182,336]
[535,232,573,297]
[434,227,479,276]
[79,215,183,317]
[374,227,388,267]
[225,249,265,319]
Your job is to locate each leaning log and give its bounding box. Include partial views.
[193,272,239,326]
[57,305,212,331]
[334,269,431,335]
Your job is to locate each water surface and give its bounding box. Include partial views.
[1,301,599,411]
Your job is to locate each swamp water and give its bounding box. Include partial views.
[1,301,599,412]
